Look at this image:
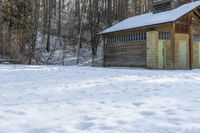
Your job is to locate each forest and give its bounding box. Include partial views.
[0,0,190,65]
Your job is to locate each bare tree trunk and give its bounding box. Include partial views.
[29,0,40,64]
[58,0,61,36]
[42,0,47,45]
[77,0,85,65]
[0,0,3,54]
[76,16,83,65]
[62,0,65,9]
[46,0,52,52]
[90,0,100,66]
[107,0,112,26]
[8,3,12,56]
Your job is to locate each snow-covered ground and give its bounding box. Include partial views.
[0,65,200,133]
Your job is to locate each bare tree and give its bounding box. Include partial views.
[29,0,40,64]
[46,0,52,52]
[0,0,3,54]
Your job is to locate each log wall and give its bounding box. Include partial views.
[104,41,146,67]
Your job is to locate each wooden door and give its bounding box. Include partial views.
[179,41,187,69]
[158,40,165,69]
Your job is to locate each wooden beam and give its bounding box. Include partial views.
[189,12,193,69]
[194,10,200,19]
[193,13,200,24]
[101,22,173,36]
[171,23,176,69]
[103,36,106,67]
[197,8,200,13]
[176,21,190,25]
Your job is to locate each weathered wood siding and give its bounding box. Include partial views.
[147,31,158,68]
[104,41,146,67]
[192,41,199,68]
[174,33,190,69]
[191,11,200,69]
[163,40,173,69]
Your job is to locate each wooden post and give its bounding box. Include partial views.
[189,12,193,69]
[103,36,106,67]
[171,23,176,69]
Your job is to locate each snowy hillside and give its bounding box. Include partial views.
[0,65,200,133]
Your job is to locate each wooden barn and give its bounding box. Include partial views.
[99,0,200,69]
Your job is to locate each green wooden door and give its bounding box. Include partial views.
[158,40,165,69]
[179,41,187,69]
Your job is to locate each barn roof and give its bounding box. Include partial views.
[99,1,200,35]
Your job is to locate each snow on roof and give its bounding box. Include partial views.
[99,1,200,35]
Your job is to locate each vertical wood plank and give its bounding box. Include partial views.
[171,23,176,69]
[189,12,193,69]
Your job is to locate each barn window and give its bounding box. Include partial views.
[138,33,141,40]
[125,35,128,42]
[108,37,110,44]
[106,32,146,45]
[136,33,139,41]
[144,32,147,40]
[123,35,125,42]
[114,36,117,43]
[193,34,200,42]
[126,35,129,42]
[119,35,122,42]
[107,37,109,44]
[109,37,112,44]
[159,32,171,40]
[122,35,124,42]
[120,35,122,42]
[132,34,135,41]
[131,34,133,41]
[124,35,126,42]
[128,34,131,42]
[116,36,119,43]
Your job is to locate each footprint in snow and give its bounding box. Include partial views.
[140,111,155,117]
[0,115,4,119]
[102,92,110,96]
[113,105,121,108]
[28,128,50,133]
[116,120,127,125]
[167,117,183,126]
[99,101,106,104]
[96,107,102,110]
[99,125,115,131]
[132,102,145,107]
[76,122,94,130]
[164,109,176,116]
[83,116,96,121]
[4,110,26,116]
[192,99,200,103]
[30,87,37,90]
